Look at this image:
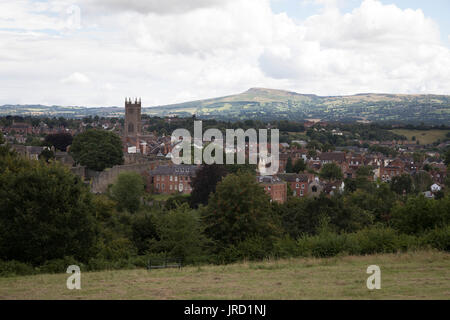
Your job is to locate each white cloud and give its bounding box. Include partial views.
[79,0,237,15]
[61,72,91,85]
[0,0,449,106]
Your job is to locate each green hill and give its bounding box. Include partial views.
[146,88,450,124]
[1,88,449,123]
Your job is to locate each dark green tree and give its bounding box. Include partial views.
[110,172,145,213]
[285,157,293,173]
[202,172,280,247]
[319,163,343,181]
[0,157,97,265]
[45,133,73,152]
[70,129,123,171]
[189,164,228,208]
[390,174,414,195]
[293,158,306,173]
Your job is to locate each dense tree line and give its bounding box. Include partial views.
[0,137,449,276]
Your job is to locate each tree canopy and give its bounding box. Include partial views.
[45,133,73,152]
[110,171,145,213]
[0,156,97,265]
[70,129,123,171]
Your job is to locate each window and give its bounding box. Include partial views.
[161,184,165,190]
[156,183,160,189]
[296,183,299,188]
[156,175,160,181]
[312,186,318,193]
[301,184,305,189]
[170,176,173,181]
[300,190,304,196]
[175,176,178,182]
[169,185,173,190]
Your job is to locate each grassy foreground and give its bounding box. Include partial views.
[0,250,449,300]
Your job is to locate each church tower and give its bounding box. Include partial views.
[125,98,142,137]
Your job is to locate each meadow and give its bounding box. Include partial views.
[0,250,448,300]
[391,129,449,145]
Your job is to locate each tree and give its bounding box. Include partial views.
[391,195,450,235]
[285,157,293,173]
[189,164,228,208]
[0,157,97,265]
[292,158,306,173]
[45,133,73,152]
[39,148,55,163]
[70,129,123,171]
[390,174,413,195]
[0,132,4,144]
[110,172,145,213]
[413,171,433,193]
[151,204,210,263]
[444,149,450,166]
[319,163,343,181]
[202,172,280,247]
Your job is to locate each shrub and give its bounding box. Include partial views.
[422,225,450,252]
[0,260,35,277]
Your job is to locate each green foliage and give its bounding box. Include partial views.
[110,172,144,213]
[285,157,293,173]
[413,171,433,192]
[39,148,55,162]
[151,204,210,264]
[0,158,97,265]
[421,225,450,252]
[296,226,419,258]
[203,172,280,248]
[293,158,306,173]
[390,174,414,195]
[391,195,450,235]
[131,213,159,255]
[70,129,123,171]
[189,164,227,208]
[319,162,343,181]
[45,133,73,152]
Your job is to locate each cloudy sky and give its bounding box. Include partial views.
[1,0,449,107]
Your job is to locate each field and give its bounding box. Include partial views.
[391,129,449,145]
[0,251,449,300]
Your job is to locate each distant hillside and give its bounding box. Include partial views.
[1,88,449,123]
[146,88,450,124]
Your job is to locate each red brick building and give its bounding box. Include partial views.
[147,165,199,194]
[278,173,310,198]
[257,175,287,203]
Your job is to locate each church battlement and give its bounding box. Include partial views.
[125,97,142,137]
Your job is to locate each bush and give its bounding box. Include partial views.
[422,225,450,252]
[38,256,83,274]
[0,260,35,277]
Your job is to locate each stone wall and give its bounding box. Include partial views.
[84,160,170,193]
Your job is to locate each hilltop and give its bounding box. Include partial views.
[1,88,449,124]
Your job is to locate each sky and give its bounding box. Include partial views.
[0,0,449,107]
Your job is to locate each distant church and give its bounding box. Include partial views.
[123,97,143,154]
[125,97,142,137]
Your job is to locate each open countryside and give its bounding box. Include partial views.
[0,251,448,300]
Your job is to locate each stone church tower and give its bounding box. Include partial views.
[125,98,142,137]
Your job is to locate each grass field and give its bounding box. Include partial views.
[391,129,449,145]
[0,250,449,300]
